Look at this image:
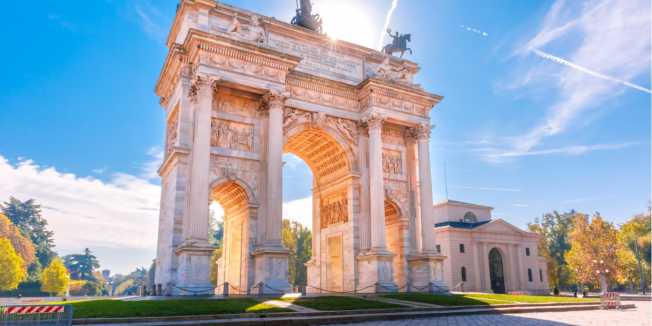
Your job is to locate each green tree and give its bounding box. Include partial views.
[41,257,70,296]
[618,211,651,292]
[0,237,27,291]
[282,219,312,287]
[1,197,56,267]
[63,248,100,280]
[528,210,574,289]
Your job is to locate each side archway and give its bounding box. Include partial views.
[385,198,409,288]
[212,180,255,294]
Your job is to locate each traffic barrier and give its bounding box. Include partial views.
[600,292,621,309]
[1,304,72,325]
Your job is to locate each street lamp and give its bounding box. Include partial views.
[593,259,609,294]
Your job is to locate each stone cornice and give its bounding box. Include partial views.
[156,28,301,102]
[357,77,443,118]
[158,147,190,177]
[287,71,359,112]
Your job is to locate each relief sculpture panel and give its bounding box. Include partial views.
[382,149,403,175]
[320,192,349,229]
[211,118,254,152]
[165,108,179,157]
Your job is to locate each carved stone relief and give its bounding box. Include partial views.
[165,108,179,157]
[320,192,349,228]
[211,118,254,152]
[382,149,402,175]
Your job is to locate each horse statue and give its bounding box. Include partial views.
[382,29,412,58]
[291,0,323,33]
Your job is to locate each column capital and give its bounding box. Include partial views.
[188,76,219,102]
[365,112,385,130]
[262,90,289,111]
[416,123,434,140]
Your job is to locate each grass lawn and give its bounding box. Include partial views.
[283,296,402,311]
[383,293,598,306]
[53,299,290,319]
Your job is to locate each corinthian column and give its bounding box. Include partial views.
[175,76,216,296]
[416,123,436,253]
[183,77,215,242]
[367,114,388,252]
[263,91,286,247]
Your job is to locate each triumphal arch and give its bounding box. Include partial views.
[154,0,447,295]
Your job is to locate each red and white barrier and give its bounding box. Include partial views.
[3,305,65,314]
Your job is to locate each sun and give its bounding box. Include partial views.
[313,0,377,49]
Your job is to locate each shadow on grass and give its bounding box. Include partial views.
[383,293,599,306]
[282,296,402,311]
[65,298,290,318]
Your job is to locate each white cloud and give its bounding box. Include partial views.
[141,146,164,180]
[449,185,521,192]
[506,0,651,155]
[131,0,169,44]
[486,141,639,159]
[282,196,312,230]
[0,155,160,274]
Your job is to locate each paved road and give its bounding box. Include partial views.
[334,301,650,326]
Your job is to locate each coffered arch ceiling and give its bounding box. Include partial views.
[211,181,249,217]
[284,127,351,185]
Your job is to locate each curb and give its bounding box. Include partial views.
[72,302,634,325]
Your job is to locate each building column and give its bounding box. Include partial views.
[405,132,421,253]
[368,114,388,252]
[515,244,523,290]
[474,242,482,291]
[482,242,490,291]
[416,123,436,253]
[252,91,290,295]
[356,113,397,293]
[174,76,217,295]
[406,124,447,293]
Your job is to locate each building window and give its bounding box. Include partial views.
[461,267,467,282]
[462,211,478,223]
[528,268,533,282]
[525,247,531,256]
[539,269,543,282]
[459,243,465,253]
[436,245,441,253]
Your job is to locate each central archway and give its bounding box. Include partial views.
[283,123,355,293]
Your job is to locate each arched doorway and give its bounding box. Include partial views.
[212,180,253,295]
[384,199,408,288]
[489,248,505,293]
[284,123,354,292]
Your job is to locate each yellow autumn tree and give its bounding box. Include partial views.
[565,213,620,289]
[0,213,36,267]
[41,257,70,296]
[0,237,27,291]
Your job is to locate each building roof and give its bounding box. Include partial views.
[432,199,493,210]
[434,220,491,229]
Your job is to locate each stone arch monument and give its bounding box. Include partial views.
[154,0,447,295]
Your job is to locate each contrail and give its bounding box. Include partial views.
[532,48,651,94]
[377,0,399,50]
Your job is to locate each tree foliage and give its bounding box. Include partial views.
[618,212,651,290]
[0,213,36,266]
[0,237,27,291]
[41,257,70,296]
[565,213,621,289]
[282,219,312,286]
[1,197,56,267]
[528,211,574,289]
[64,248,100,280]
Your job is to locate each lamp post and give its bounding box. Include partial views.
[593,259,609,294]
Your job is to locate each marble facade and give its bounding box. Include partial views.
[154,0,446,295]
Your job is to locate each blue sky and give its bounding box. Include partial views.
[0,0,649,274]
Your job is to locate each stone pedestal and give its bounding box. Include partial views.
[252,247,291,295]
[407,254,448,293]
[356,251,398,293]
[305,259,321,294]
[174,241,216,295]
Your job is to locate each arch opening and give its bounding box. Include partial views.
[283,126,354,292]
[489,248,506,294]
[385,198,408,288]
[212,181,251,294]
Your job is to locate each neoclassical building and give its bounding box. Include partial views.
[154,0,448,295]
[433,200,549,293]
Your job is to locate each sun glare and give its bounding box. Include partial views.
[314,0,377,49]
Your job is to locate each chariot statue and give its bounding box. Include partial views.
[291,0,323,33]
[382,28,412,58]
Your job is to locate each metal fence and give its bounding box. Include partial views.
[0,305,72,326]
